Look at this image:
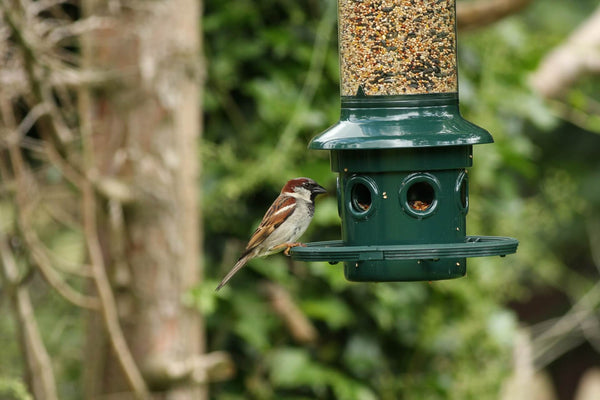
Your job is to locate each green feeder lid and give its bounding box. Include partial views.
[309,93,493,150]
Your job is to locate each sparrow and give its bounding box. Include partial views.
[216,177,326,291]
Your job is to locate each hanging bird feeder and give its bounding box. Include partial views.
[290,0,518,281]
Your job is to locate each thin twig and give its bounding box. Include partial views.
[28,0,74,16]
[81,182,149,398]
[0,236,59,400]
[2,1,83,179]
[46,16,114,44]
[532,281,600,369]
[16,102,52,141]
[545,99,600,134]
[456,0,535,31]
[0,98,99,309]
[22,229,99,307]
[530,5,600,99]
[262,281,318,344]
[142,351,235,386]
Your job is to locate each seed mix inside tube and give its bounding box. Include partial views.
[339,0,458,96]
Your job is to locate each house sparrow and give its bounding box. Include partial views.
[216,177,326,291]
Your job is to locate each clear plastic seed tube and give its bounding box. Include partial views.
[339,0,458,96]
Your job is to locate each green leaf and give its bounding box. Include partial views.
[0,379,32,400]
[300,297,354,329]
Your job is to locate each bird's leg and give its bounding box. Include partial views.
[284,242,306,256]
[271,242,306,256]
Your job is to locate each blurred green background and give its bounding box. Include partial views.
[200,0,600,398]
[2,0,600,399]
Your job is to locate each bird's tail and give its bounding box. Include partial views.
[215,251,253,291]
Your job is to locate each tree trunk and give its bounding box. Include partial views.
[80,0,204,398]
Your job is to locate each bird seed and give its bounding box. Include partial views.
[338,0,458,96]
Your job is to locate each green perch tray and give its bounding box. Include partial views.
[289,235,518,282]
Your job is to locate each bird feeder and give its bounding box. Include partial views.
[290,0,518,281]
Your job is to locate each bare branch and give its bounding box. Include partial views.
[262,282,318,345]
[49,67,126,89]
[530,5,600,99]
[46,16,115,44]
[142,351,235,387]
[1,1,80,160]
[0,98,99,309]
[28,0,75,17]
[22,230,99,307]
[93,176,137,203]
[81,183,149,398]
[0,236,59,400]
[16,103,52,140]
[542,99,600,134]
[457,0,534,31]
[531,281,600,369]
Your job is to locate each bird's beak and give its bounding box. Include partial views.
[313,184,327,194]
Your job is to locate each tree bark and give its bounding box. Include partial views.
[80,0,204,398]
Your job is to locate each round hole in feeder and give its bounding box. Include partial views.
[455,171,469,214]
[399,173,440,218]
[352,183,371,212]
[346,175,379,219]
[407,182,434,211]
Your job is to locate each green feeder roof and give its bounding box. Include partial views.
[309,93,493,150]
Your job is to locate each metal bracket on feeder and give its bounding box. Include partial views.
[290,0,518,282]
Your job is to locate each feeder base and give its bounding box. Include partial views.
[289,235,518,282]
[343,258,466,282]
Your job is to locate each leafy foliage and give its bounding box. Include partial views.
[0,378,33,400]
[199,0,600,398]
[2,0,600,398]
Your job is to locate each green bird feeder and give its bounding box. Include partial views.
[290,0,518,281]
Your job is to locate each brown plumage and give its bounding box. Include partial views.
[216,178,326,291]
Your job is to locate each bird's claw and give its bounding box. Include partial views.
[283,242,306,256]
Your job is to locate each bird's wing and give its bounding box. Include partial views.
[245,195,296,251]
